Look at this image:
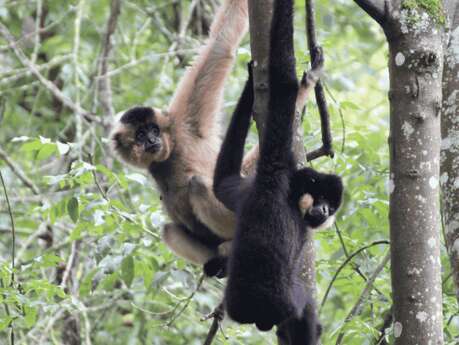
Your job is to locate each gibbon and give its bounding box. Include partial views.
[111,0,316,278]
[111,0,249,276]
[213,0,343,341]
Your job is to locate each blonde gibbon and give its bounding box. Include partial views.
[111,0,321,278]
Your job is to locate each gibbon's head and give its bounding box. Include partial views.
[111,107,173,169]
[296,168,343,230]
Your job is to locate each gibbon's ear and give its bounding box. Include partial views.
[111,107,174,169]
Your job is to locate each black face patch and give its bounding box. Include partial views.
[135,123,161,153]
[120,107,155,126]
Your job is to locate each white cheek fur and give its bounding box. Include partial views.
[309,214,336,232]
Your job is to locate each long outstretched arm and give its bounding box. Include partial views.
[213,66,254,211]
[168,0,248,138]
[256,0,298,171]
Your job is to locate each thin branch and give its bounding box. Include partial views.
[0,170,16,345]
[305,0,334,161]
[353,0,388,27]
[60,240,80,289]
[374,307,393,345]
[0,22,100,124]
[167,273,205,326]
[96,0,121,119]
[0,146,40,195]
[202,303,225,345]
[30,0,43,64]
[334,222,387,299]
[335,252,391,345]
[320,240,390,311]
[0,54,71,87]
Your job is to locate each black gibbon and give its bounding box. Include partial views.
[213,0,343,341]
[111,0,249,276]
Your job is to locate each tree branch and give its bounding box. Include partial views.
[335,252,391,345]
[96,0,121,120]
[0,146,40,195]
[202,302,225,345]
[320,240,390,311]
[305,0,334,161]
[353,0,388,27]
[0,22,100,124]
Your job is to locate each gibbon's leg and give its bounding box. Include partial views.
[213,64,254,210]
[168,0,248,139]
[188,175,236,240]
[161,223,216,265]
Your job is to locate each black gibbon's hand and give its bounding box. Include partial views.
[203,256,228,278]
[311,46,324,70]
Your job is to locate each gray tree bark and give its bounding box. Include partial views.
[441,1,459,304]
[354,1,445,344]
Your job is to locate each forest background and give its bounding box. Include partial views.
[0,0,457,344]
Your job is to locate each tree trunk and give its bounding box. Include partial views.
[354,0,445,344]
[441,1,459,304]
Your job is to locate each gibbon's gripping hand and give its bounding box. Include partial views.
[301,47,324,89]
[204,256,228,278]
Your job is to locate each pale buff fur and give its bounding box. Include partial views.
[111,0,249,265]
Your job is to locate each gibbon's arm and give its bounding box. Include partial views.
[240,74,319,176]
[168,0,248,138]
[213,67,254,212]
[257,0,299,170]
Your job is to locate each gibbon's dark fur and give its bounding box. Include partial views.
[213,0,343,340]
[111,0,250,277]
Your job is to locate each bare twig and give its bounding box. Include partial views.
[334,222,387,299]
[30,0,43,64]
[167,273,205,326]
[320,240,390,311]
[374,307,393,345]
[96,0,121,119]
[203,303,224,345]
[335,252,391,345]
[0,55,71,87]
[0,22,100,124]
[0,170,16,345]
[60,240,81,289]
[305,0,334,161]
[0,146,40,195]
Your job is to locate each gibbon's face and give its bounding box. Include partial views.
[111,107,173,169]
[300,168,343,229]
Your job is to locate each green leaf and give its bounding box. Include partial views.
[121,255,134,288]
[36,143,57,160]
[67,197,79,223]
[80,269,97,297]
[24,305,38,328]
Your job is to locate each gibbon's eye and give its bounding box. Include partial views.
[136,129,146,142]
[329,207,335,214]
[151,126,160,136]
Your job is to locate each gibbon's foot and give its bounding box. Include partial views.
[189,175,209,196]
[204,255,228,278]
[256,321,275,332]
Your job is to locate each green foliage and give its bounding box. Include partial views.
[0,0,456,344]
[402,0,446,24]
